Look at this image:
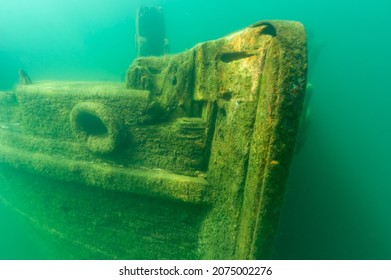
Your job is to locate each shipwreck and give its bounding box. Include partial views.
[0,18,307,259]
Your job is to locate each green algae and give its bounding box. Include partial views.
[0,20,307,259]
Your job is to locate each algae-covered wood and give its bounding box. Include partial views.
[0,20,307,259]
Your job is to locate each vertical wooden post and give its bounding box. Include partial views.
[135,6,169,57]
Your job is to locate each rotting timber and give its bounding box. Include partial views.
[0,20,307,259]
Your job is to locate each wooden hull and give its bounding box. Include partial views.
[0,20,307,259]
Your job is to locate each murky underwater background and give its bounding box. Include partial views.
[1,0,390,259]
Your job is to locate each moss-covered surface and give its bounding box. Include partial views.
[127,50,197,121]
[197,21,307,259]
[0,140,209,204]
[0,91,19,124]
[10,81,207,175]
[15,82,150,139]
[234,21,308,259]
[0,164,206,259]
[0,20,307,259]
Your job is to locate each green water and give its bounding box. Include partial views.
[0,196,48,259]
[1,0,390,259]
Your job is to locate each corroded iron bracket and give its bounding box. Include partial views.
[0,20,307,259]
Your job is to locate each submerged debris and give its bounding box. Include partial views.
[18,69,32,85]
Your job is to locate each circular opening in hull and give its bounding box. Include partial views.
[70,102,122,154]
